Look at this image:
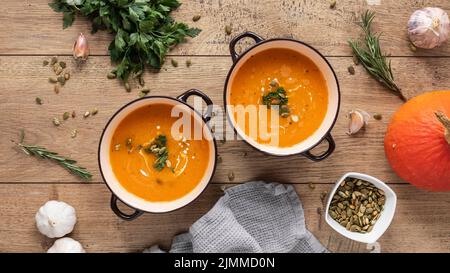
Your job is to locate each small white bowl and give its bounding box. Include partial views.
[325,172,397,244]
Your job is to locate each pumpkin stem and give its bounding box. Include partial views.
[435,111,450,145]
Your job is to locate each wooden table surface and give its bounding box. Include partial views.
[1,0,449,253]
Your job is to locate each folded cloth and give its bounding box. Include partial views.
[146,181,328,253]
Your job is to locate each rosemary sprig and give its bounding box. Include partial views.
[13,131,92,180]
[348,10,405,101]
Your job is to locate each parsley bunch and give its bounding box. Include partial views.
[49,0,201,82]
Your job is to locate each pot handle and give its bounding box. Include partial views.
[301,133,335,162]
[229,31,264,62]
[110,195,144,221]
[177,89,214,122]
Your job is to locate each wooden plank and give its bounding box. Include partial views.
[1,56,449,183]
[1,0,450,56]
[0,183,449,253]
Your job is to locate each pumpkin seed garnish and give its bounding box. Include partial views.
[171,59,178,67]
[228,171,235,181]
[348,65,355,75]
[114,144,121,151]
[50,56,58,65]
[64,72,70,81]
[107,72,117,79]
[57,76,66,86]
[83,111,90,118]
[35,97,43,105]
[125,82,131,92]
[63,112,70,120]
[71,111,76,118]
[52,117,61,126]
[217,155,223,163]
[186,59,192,67]
[328,177,385,234]
[225,25,232,35]
[91,108,98,116]
[54,85,60,94]
[329,0,336,9]
[373,113,383,120]
[71,129,78,138]
[308,183,316,190]
[49,77,58,83]
[192,15,201,22]
[59,61,66,69]
[43,60,49,66]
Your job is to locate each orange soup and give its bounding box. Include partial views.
[110,104,210,202]
[229,48,328,147]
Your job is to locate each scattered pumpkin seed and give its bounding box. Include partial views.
[43,60,49,66]
[225,25,232,35]
[228,171,235,181]
[49,77,58,83]
[329,0,336,9]
[55,66,63,75]
[35,97,42,105]
[409,43,417,52]
[124,82,131,92]
[308,183,316,190]
[54,85,60,94]
[71,111,76,118]
[348,65,355,75]
[64,72,70,81]
[71,129,78,138]
[83,111,90,118]
[59,61,66,69]
[217,155,223,163]
[52,117,61,126]
[50,56,58,65]
[171,59,178,67]
[91,108,98,116]
[63,112,70,120]
[186,59,192,67]
[373,113,383,120]
[352,55,359,65]
[57,76,66,86]
[192,15,201,22]
[138,76,145,87]
[107,72,117,79]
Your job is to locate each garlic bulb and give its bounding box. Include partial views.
[35,200,77,238]
[347,109,370,135]
[408,7,450,49]
[47,237,85,253]
[73,33,89,61]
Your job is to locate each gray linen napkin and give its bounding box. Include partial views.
[146,181,327,253]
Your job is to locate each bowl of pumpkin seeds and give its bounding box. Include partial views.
[325,172,397,243]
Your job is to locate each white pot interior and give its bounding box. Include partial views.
[99,97,216,213]
[225,39,340,156]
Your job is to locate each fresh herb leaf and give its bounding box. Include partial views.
[262,86,290,117]
[14,131,92,180]
[144,135,169,171]
[348,10,404,100]
[50,0,201,83]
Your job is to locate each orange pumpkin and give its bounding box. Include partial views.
[384,90,450,192]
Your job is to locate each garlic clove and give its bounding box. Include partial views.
[73,33,89,61]
[47,237,85,253]
[347,109,370,135]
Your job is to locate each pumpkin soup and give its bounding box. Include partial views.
[110,104,210,202]
[229,48,328,147]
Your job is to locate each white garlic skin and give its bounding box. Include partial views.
[408,7,450,49]
[35,200,77,238]
[347,109,370,135]
[47,237,85,253]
